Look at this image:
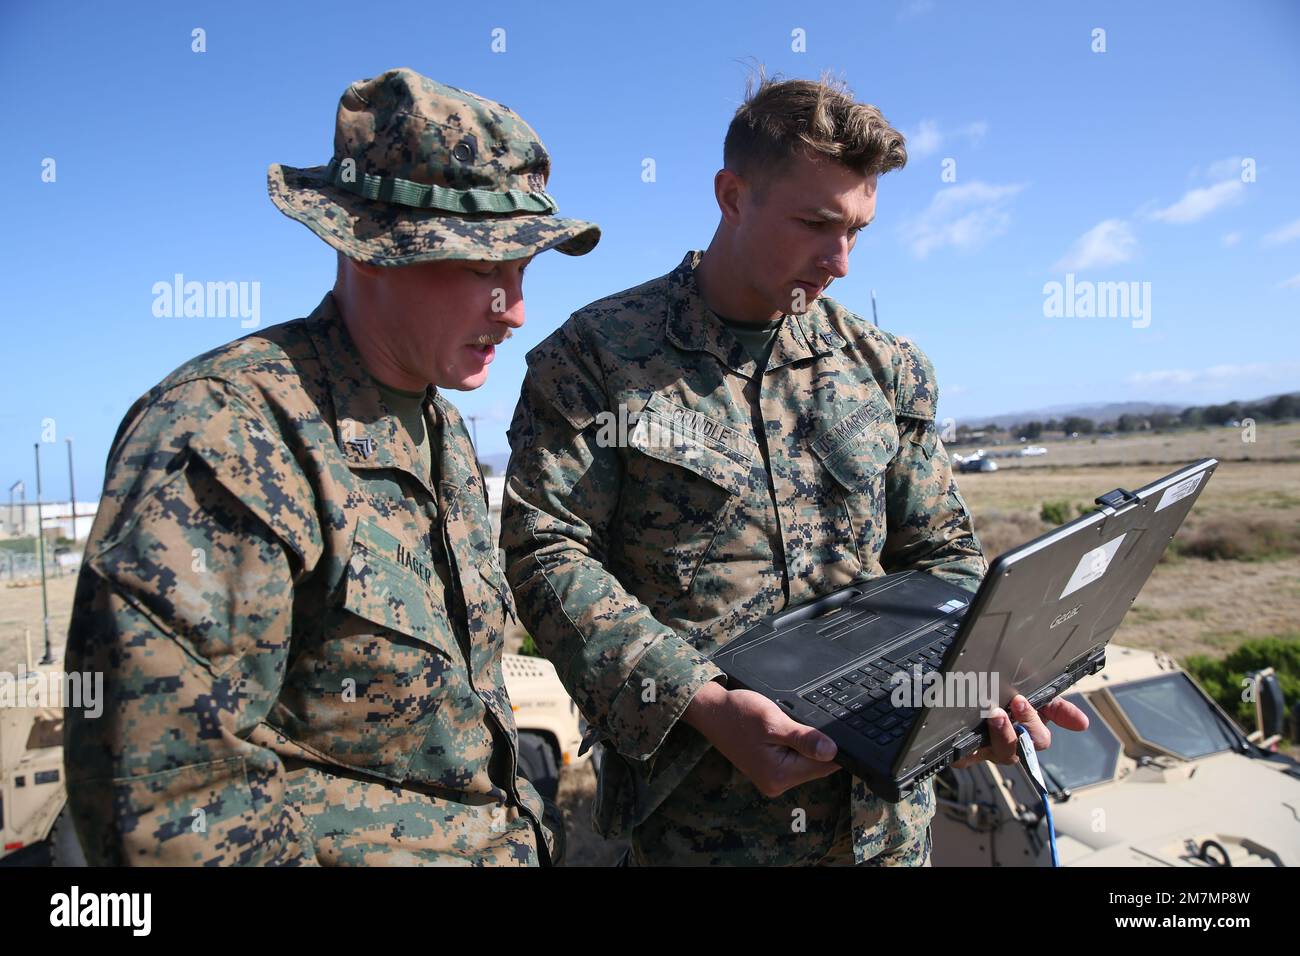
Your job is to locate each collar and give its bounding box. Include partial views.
[663,251,847,375]
[302,292,439,498]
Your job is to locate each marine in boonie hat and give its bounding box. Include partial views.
[268,67,600,265]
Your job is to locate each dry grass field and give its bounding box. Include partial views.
[956,436,1300,662]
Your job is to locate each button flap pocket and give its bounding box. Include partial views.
[811,402,900,493]
[344,520,452,653]
[629,395,752,498]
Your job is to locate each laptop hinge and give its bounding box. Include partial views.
[1094,486,1140,516]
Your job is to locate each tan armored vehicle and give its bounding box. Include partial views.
[503,652,589,800]
[0,653,586,865]
[0,663,83,865]
[932,644,1300,867]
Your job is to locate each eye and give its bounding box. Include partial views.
[800,219,825,230]
[467,263,498,278]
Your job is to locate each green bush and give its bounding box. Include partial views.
[1184,636,1300,743]
[1040,500,1074,525]
[518,633,542,658]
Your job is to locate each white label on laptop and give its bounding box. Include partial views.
[1060,534,1127,599]
[1154,472,1202,512]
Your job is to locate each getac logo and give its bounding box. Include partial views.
[1050,605,1083,629]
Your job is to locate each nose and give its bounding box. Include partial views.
[819,235,851,279]
[491,271,527,329]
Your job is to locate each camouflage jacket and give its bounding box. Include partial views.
[502,251,986,865]
[64,293,547,866]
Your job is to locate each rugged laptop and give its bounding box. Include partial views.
[711,458,1218,802]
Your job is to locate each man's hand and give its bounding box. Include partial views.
[683,683,841,797]
[952,694,1090,769]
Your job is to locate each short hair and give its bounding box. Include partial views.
[723,70,907,193]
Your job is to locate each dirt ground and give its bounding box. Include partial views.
[0,572,77,672]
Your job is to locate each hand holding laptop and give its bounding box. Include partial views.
[684,683,841,798]
[951,694,1090,769]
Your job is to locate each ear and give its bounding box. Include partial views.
[714,168,746,224]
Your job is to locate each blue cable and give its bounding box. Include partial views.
[1013,722,1059,868]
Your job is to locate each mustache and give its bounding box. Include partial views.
[472,330,513,347]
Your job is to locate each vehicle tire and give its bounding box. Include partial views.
[540,798,567,866]
[515,732,567,864]
[516,732,560,803]
[49,806,87,867]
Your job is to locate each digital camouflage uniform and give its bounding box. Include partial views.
[501,251,986,866]
[63,68,599,866]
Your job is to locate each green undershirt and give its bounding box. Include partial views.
[372,377,434,485]
[717,313,784,368]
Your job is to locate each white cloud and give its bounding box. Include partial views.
[907,119,943,158]
[1146,179,1245,224]
[1221,231,1242,247]
[902,118,989,159]
[1199,156,1246,183]
[1053,219,1138,272]
[901,181,1026,258]
[1262,218,1300,246]
[1279,273,1300,289]
[1128,361,1300,389]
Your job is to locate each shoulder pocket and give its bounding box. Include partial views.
[186,402,324,569]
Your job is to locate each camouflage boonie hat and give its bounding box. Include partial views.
[268,67,600,265]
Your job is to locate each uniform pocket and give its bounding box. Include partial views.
[623,401,752,594]
[343,519,457,653]
[811,404,900,572]
[283,520,460,783]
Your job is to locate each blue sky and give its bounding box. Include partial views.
[3,0,1298,501]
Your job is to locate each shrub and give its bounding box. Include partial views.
[1184,636,1300,743]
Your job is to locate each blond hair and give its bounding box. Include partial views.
[723,70,907,190]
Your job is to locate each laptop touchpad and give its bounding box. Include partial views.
[733,609,883,692]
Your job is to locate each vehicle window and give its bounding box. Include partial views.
[25,716,62,750]
[1109,673,1237,759]
[1036,694,1120,790]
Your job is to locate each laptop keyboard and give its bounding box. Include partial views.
[799,617,964,748]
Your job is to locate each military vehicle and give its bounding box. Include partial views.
[931,644,1300,866]
[0,661,83,865]
[503,652,589,801]
[0,653,586,865]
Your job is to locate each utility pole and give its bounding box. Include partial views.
[871,289,879,327]
[66,437,78,544]
[7,480,20,535]
[34,443,52,663]
[467,415,480,450]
